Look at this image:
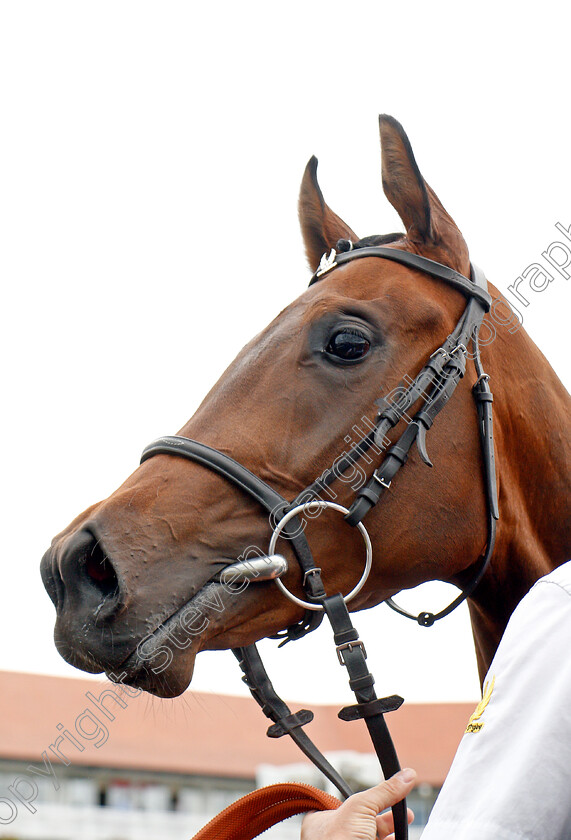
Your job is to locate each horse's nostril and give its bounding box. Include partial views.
[78,536,122,613]
[54,528,123,620]
[85,547,119,595]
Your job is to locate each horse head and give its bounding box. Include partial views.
[41,116,570,697]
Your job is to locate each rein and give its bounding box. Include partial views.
[140,246,499,840]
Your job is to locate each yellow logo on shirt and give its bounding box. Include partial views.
[465,676,495,733]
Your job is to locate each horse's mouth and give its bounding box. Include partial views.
[43,527,292,699]
[105,579,237,697]
[106,559,287,698]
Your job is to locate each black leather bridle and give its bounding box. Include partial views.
[140,245,499,840]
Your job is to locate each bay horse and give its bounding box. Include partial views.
[41,116,570,711]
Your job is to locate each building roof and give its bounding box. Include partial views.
[0,671,474,786]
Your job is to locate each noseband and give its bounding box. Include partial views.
[140,246,499,840]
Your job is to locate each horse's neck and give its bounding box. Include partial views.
[468,318,570,684]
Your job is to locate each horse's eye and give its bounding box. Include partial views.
[326,329,371,362]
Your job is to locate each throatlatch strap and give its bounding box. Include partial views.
[190,783,341,840]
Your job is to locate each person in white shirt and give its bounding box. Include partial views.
[301,560,571,840]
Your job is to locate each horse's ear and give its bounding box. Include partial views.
[298,156,359,272]
[379,115,469,269]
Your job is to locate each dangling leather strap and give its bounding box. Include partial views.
[190,783,341,840]
[323,593,408,840]
[233,646,353,798]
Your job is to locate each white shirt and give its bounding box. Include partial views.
[421,560,571,840]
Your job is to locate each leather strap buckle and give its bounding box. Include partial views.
[336,639,367,665]
[303,567,322,586]
[430,346,449,360]
[372,473,391,490]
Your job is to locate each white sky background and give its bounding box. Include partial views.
[1,2,569,708]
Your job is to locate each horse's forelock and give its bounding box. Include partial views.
[352,233,404,248]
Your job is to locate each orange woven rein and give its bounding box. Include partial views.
[190,782,341,840]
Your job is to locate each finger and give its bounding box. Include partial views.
[376,806,415,836]
[346,768,417,817]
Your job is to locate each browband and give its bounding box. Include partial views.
[309,245,492,311]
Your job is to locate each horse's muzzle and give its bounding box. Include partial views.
[40,529,141,674]
[40,524,290,687]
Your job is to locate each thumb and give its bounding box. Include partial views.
[346,769,417,816]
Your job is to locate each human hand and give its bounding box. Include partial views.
[301,768,416,840]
